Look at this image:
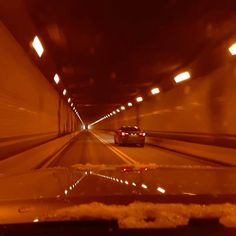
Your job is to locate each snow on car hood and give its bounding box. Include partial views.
[50,201,236,228]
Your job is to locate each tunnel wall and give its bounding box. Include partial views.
[95,59,236,147]
[0,21,80,139]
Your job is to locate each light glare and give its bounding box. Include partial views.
[151,87,160,95]
[128,102,132,107]
[174,71,191,83]
[229,43,236,55]
[68,98,71,103]
[121,106,125,110]
[157,187,166,194]
[141,184,147,189]
[63,89,67,95]
[32,36,44,57]
[54,74,60,84]
[136,96,143,102]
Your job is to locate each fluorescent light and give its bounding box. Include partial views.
[116,109,120,112]
[151,87,160,95]
[128,102,132,107]
[136,96,143,102]
[174,71,191,83]
[68,98,71,103]
[71,103,74,107]
[63,89,67,95]
[141,184,147,189]
[32,36,44,57]
[113,111,116,114]
[53,74,60,84]
[229,43,236,55]
[121,106,125,110]
[157,187,166,194]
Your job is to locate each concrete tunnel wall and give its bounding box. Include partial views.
[95,59,236,147]
[0,21,81,140]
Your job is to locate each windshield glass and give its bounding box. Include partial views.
[1,0,236,230]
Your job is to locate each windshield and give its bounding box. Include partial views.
[1,0,236,230]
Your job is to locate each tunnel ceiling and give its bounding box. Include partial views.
[24,0,236,123]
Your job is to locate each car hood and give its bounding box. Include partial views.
[0,164,236,225]
[0,164,236,201]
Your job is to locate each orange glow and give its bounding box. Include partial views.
[136,96,143,102]
[32,36,44,57]
[68,98,71,103]
[54,74,60,84]
[121,106,125,110]
[128,102,132,107]
[229,43,236,55]
[63,89,67,95]
[151,87,160,95]
[174,71,191,83]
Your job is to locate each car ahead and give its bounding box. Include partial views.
[114,126,146,147]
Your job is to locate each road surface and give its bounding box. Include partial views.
[49,130,219,167]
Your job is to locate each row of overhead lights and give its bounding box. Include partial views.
[91,42,236,126]
[92,172,166,194]
[32,36,84,125]
[90,72,189,126]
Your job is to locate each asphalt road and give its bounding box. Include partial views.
[50,130,218,167]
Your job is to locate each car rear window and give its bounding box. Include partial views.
[121,127,141,132]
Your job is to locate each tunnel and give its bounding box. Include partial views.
[2,1,236,233]
[0,1,236,172]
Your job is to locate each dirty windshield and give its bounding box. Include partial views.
[1,0,236,231]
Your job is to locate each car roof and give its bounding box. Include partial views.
[120,126,140,129]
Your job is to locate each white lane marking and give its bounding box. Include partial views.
[91,132,139,165]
